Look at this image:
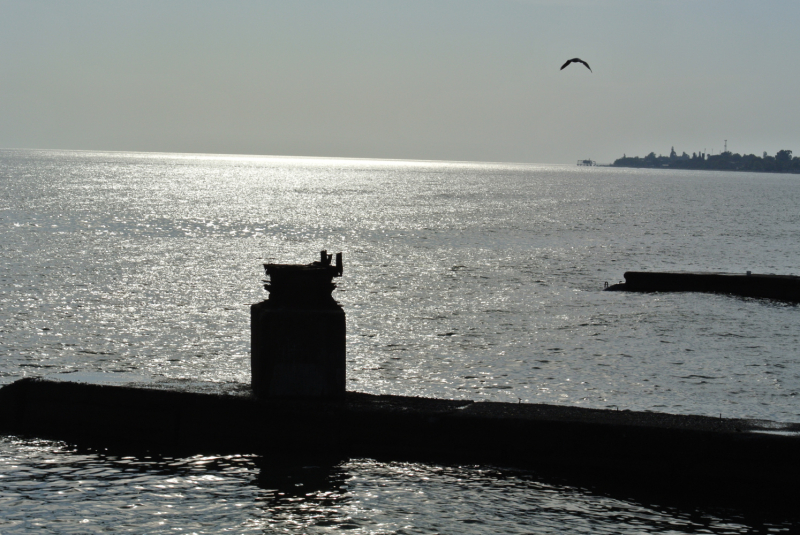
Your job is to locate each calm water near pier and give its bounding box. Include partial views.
[1,149,798,532]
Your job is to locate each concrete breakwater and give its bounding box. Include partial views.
[2,378,799,511]
[606,271,800,302]
[4,254,798,513]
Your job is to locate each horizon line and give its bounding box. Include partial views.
[0,146,574,168]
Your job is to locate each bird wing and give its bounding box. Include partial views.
[578,59,592,72]
[560,59,573,70]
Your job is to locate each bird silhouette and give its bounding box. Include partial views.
[560,58,592,72]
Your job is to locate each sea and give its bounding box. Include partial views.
[1,149,798,533]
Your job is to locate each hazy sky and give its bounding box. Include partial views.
[2,0,799,164]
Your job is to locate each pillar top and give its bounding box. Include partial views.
[262,251,343,306]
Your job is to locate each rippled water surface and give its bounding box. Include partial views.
[1,149,799,532]
[1,437,794,534]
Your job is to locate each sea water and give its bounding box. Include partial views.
[1,149,798,532]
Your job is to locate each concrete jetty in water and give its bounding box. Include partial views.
[606,271,800,302]
[2,253,799,513]
[1,377,799,511]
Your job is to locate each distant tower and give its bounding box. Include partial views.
[724,140,727,153]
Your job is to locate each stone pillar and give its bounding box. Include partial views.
[250,251,345,398]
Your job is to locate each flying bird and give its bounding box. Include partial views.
[560,58,592,72]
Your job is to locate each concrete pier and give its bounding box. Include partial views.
[606,271,800,302]
[4,257,799,514]
[1,378,799,511]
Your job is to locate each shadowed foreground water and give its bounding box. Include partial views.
[1,436,795,534]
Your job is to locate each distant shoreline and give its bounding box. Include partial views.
[612,148,800,174]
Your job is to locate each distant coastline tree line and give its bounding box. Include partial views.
[613,147,800,173]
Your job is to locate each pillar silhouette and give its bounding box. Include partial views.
[251,251,345,397]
